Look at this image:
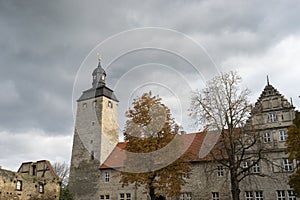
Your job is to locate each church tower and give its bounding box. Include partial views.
[69,57,119,200]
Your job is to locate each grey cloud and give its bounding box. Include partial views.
[0,0,300,170]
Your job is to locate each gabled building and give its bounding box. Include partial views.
[69,59,298,200]
[0,160,60,200]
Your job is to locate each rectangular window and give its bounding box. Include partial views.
[120,193,124,200]
[277,190,286,200]
[126,193,131,200]
[83,103,87,108]
[255,191,263,200]
[252,162,260,173]
[242,161,249,174]
[100,195,104,200]
[93,100,97,108]
[280,130,287,141]
[269,113,277,122]
[186,193,192,200]
[287,190,296,200]
[212,192,219,200]
[246,191,263,200]
[283,159,293,172]
[183,172,190,179]
[263,132,271,143]
[217,166,224,177]
[245,191,254,200]
[180,193,184,200]
[105,195,110,200]
[105,172,110,182]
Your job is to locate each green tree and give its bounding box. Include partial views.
[59,187,73,200]
[190,71,263,200]
[287,111,300,197]
[120,92,191,200]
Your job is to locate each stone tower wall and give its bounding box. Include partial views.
[69,95,119,200]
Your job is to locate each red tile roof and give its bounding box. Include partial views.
[100,130,226,169]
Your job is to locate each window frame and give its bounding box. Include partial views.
[105,171,110,182]
[126,193,131,200]
[255,191,263,200]
[269,113,277,122]
[39,183,44,193]
[287,190,296,200]
[245,191,254,200]
[277,190,286,200]
[180,193,184,200]
[212,192,219,200]
[283,159,293,172]
[108,101,113,108]
[252,162,261,173]
[217,166,224,177]
[263,132,271,143]
[16,180,22,191]
[279,130,287,141]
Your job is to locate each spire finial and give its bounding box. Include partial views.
[97,53,102,63]
[267,75,270,86]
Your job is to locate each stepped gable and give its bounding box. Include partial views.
[251,80,293,114]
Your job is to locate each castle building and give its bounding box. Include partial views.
[0,160,60,200]
[69,58,119,200]
[69,60,298,200]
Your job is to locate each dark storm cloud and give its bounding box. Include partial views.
[1,0,300,169]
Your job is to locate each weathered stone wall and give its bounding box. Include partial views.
[180,161,231,200]
[69,131,101,200]
[100,96,119,166]
[97,169,147,200]
[69,95,119,200]
[240,151,296,200]
[0,168,60,200]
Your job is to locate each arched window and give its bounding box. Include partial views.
[39,183,44,193]
[16,180,22,191]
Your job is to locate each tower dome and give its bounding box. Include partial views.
[92,57,106,88]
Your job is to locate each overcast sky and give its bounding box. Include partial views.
[1,0,300,171]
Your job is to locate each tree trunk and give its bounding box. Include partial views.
[230,171,240,200]
[149,186,155,200]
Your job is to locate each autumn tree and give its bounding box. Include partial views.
[190,71,263,200]
[287,111,300,197]
[120,92,191,200]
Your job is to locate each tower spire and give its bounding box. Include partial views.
[267,75,270,86]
